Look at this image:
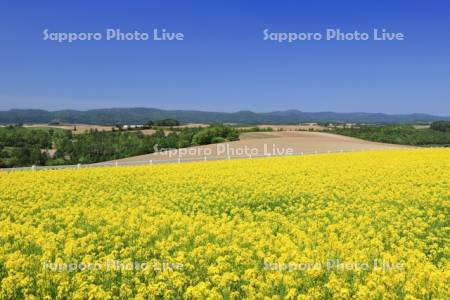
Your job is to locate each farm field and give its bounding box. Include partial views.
[23,124,114,134]
[98,131,410,165]
[21,124,189,136]
[0,149,449,299]
[250,124,328,131]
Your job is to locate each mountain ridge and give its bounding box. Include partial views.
[0,108,449,125]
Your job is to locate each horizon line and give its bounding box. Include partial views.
[1,107,449,118]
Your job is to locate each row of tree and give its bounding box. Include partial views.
[332,122,450,146]
[430,121,450,132]
[0,125,52,148]
[0,124,240,167]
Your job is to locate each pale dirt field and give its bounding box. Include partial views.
[22,123,325,135]
[251,124,328,131]
[139,129,158,135]
[95,131,410,165]
[24,124,114,134]
[257,124,431,130]
[240,123,355,131]
[177,123,209,128]
[23,125,167,135]
[413,125,430,129]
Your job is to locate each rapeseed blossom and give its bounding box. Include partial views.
[0,149,449,299]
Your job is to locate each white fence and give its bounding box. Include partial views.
[0,148,399,172]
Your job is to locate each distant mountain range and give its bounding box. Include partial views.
[0,108,449,125]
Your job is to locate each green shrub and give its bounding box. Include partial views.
[430,121,450,132]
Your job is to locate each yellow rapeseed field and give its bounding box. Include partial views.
[0,149,449,299]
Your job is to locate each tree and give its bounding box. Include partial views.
[431,121,450,132]
[153,119,180,126]
[192,125,239,145]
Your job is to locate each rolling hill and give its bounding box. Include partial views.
[0,108,449,125]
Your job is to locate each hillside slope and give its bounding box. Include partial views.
[1,108,449,125]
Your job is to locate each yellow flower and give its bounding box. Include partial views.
[0,149,448,298]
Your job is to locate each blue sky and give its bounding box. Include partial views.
[0,0,449,115]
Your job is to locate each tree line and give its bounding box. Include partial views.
[0,123,240,168]
[331,121,450,146]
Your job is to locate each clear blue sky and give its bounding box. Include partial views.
[1,0,449,115]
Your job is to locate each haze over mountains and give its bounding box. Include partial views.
[0,108,449,125]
